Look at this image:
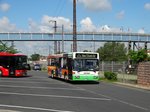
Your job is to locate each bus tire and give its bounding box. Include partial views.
[51,70,54,78]
[64,73,68,80]
[0,70,3,77]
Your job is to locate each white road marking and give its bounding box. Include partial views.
[0,79,77,88]
[74,86,149,111]
[0,109,20,112]
[0,85,84,91]
[116,99,149,111]
[0,92,111,101]
[0,104,74,112]
[0,80,62,85]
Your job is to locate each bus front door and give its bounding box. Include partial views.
[67,58,72,80]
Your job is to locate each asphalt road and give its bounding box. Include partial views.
[0,71,149,112]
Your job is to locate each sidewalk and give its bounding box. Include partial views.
[99,72,150,90]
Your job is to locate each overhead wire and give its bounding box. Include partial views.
[54,0,66,17]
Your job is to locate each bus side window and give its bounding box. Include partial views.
[62,58,67,69]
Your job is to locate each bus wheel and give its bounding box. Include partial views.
[64,74,68,80]
[0,70,3,77]
[51,74,54,78]
[51,70,54,78]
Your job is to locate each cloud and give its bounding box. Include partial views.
[28,15,72,33]
[138,28,145,34]
[0,3,10,12]
[78,0,112,11]
[116,10,125,19]
[144,3,150,10]
[80,17,96,32]
[28,18,41,32]
[98,25,132,33]
[15,41,53,56]
[0,16,20,32]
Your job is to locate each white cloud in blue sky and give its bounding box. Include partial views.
[0,1,149,33]
[144,3,150,10]
[80,17,96,32]
[0,16,19,32]
[116,10,125,20]
[78,0,112,11]
[0,3,10,12]
[0,0,150,55]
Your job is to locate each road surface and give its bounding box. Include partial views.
[0,71,149,112]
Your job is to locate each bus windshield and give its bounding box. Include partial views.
[73,59,99,71]
[0,56,27,69]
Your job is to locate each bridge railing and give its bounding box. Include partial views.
[0,32,150,42]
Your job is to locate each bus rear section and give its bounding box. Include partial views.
[47,54,63,78]
[0,52,30,77]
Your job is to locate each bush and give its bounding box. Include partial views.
[42,67,47,71]
[104,71,117,81]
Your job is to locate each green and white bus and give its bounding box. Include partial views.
[47,52,100,82]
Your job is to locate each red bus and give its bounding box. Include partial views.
[0,52,30,77]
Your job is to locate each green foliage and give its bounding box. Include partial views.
[104,71,117,81]
[97,42,127,61]
[7,46,20,54]
[0,42,19,54]
[30,54,40,61]
[147,55,150,61]
[42,67,47,71]
[128,49,148,63]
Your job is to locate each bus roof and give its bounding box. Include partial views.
[47,54,63,59]
[64,52,99,59]
[0,52,26,56]
[47,52,99,59]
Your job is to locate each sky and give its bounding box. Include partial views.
[0,0,150,56]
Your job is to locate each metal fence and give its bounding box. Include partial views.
[99,61,138,84]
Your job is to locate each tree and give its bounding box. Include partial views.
[97,42,127,61]
[128,49,148,63]
[0,41,19,54]
[30,53,40,61]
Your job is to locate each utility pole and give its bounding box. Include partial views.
[49,20,57,33]
[49,20,57,54]
[62,25,64,53]
[11,41,14,48]
[54,41,57,54]
[58,41,60,54]
[54,21,57,33]
[73,0,77,52]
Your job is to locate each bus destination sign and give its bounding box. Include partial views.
[75,53,97,58]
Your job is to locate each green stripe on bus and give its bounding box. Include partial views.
[72,75,99,81]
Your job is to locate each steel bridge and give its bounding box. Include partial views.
[0,32,150,42]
